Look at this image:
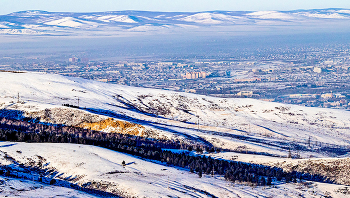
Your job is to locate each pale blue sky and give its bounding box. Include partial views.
[1,0,350,15]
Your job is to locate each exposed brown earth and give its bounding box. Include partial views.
[78,118,145,136]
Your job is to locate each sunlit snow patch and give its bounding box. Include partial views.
[297,12,348,19]
[246,11,295,20]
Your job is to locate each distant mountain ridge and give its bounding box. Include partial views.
[0,8,350,35]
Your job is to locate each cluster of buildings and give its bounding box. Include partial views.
[182,72,207,79]
[234,78,262,83]
[4,53,350,110]
[277,92,349,108]
[69,57,88,63]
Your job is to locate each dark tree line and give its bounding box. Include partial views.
[0,117,208,151]
[0,117,332,186]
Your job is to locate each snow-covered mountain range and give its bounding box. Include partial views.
[0,8,350,35]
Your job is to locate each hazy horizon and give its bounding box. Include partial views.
[1,31,350,62]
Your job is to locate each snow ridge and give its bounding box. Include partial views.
[1,71,350,159]
[0,8,349,35]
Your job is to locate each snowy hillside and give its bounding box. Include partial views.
[0,71,350,159]
[1,71,350,197]
[0,175,98,198]
[0,8,349,35]
[0,142,349,198]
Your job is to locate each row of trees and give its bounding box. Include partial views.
[0,117,331,186]
[0,117,210,151]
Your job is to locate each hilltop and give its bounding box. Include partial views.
[0,9,350,35]
[0,71,350,157]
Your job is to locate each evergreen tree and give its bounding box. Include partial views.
[198,169,202,178]
[267,177,272,185]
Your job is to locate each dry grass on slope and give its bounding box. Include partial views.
[271,158,350,185]
[26,108,149,137]
[78,118,145,136]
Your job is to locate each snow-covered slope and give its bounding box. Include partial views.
[0,142,348,198]
[0,71,350,159]
[81,15,137,23]
[246,11,295,20]
[0,8,349,35]
[179,13,240,24]
[1,71,350,197]
[0,175,98,198]
[43,17,99,28]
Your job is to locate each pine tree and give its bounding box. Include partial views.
[198,169,202,178]
[260,177,266,186]
[267,177,272,185]
[288,148,292,158]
